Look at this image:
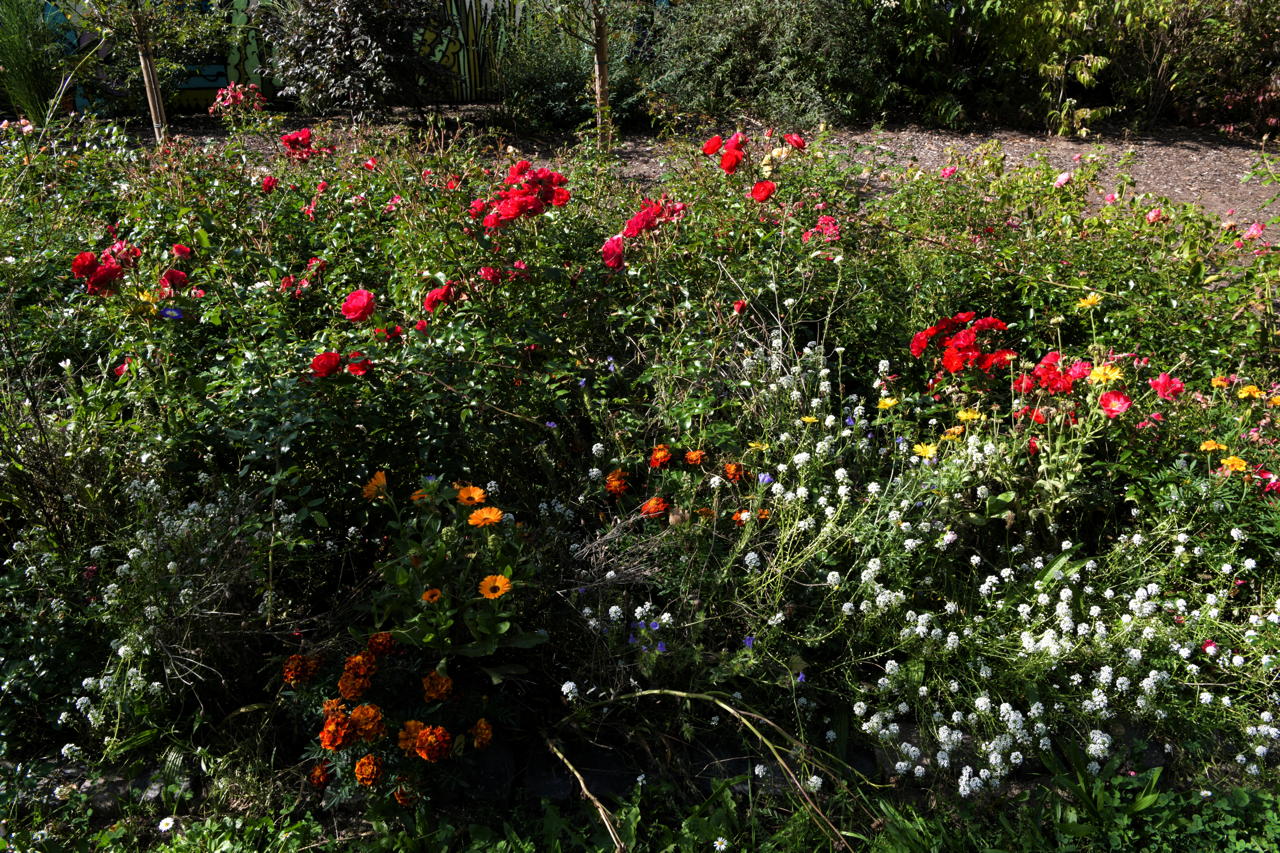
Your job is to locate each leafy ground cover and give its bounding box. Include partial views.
[0,104,1278,850]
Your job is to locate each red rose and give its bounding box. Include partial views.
[1099,390,1132,419]
[160,269,188,290]
[783,133,806,150]
[423,284,457,314]
[733,299,747,314]
[750,181,776,203]
[702,135,723,156]
[719,148,745,175]
[346,353,372,376]
[311,352,342,377]
[724,132,747,151]
[86,261,123,295]
[342,289,376,322]
[71,251,98,279]
[601,235,624,269]
[172,244,192,259]
[262,175,279,193]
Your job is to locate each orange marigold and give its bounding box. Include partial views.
[649,444,673,468]
[640,496,669,518]
[318,713,354,751]
[337,672,370,701]
[756,508,771,522]
[321,698,346,717]
[282,653,317,687]
[308,762,332,788]
[604,468,629,495]
[470,718,494,750]
[349,704,386,741]
[684,449,707,465]
[479,574,512,599]
[456,485,487,505]
[414,725,453,762]
[344,652,379,679]
[398,720,426,754]
[421,587,443,603]
[468,506,503,527]
[353,754,383,786]
[362,470,388,500]
[393,785,419,807]
[366,632,396,656]
[723,462,746,482]
[422,670,454,703]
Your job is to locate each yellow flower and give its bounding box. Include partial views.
[747,441,770,452]
[362,471,387,500]
[468,507,503,527]
[1087,364,1123,384]
[479,575,512,599]
[799,416,818,423]
[455,485,487,505]
[1237,385,1264,399]
[1200,440,1227,452]
[1211,376,1229,389]
[941,426,964,441]
[1221,456,1247,472]
[1076,292,1102,309]
[956,408,983,422]
[1269,396,1280,408]
[877,398,899,410]
[912,443,937,459]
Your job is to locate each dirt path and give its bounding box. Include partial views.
[611,124,1279,226]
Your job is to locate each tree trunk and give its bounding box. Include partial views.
[591,4,611,147]
[134,14,168,145]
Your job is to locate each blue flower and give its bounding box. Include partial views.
[648,620,660,631]
[757,472,774,485]
[743,636,755,649]
[545,421,558,428]
[656,641,667,653]
[796,672,806,683]
[159,307,184,319]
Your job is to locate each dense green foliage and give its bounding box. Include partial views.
[0,110,1278,850]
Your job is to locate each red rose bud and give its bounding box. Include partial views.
[733,300,748,314]
[783,133,806,150]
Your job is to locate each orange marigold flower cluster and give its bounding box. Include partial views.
[649,444,673,468]
[398,720,425,754]
[684,449,707,465]
[353,753,383,786]
[422,670,453,703]
[414,724,453,762]
[470,718,493,750]
[393,784,419,807]
[338,651,379,700]
[723,462,747,482]
[366,631,396,656]
[349,703,386,742]
[604,469,628,495]
[282,653,320,687]
[318,702,355,751]
[308,762,331,788]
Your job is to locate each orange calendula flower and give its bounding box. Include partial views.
[640,496,669,518]
[398,720,425,754]
[410,488,430,502]
[649,444,673,468]
[1221,456,1247,472]
[1211,376,1229,389]
[723,463,746,483]
[349,704,386,741]
[353,754,383,786]
[1238,384,1264,399]
[468,506,503,527]
[604,469,629,495]
[308,762,331,788]
[367,632,395,656]
[684,449,707,465]
[456,485,487,505]
[422,670,453,703]
[421,587,442,603]
[479,574,512,599]
[470,718,494,749]
[1200,440,1228,452]
[362,470,388,500]
[414,724,453,763]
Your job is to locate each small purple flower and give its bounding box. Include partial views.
[743,636,755,649]
[796,672,806,683]
[649,620,660,631]
[757,472,774,485]
[845,416,856,426]
[545,421,558,429]
[578,378,587,387]
[628,634,637,644]
[656,641,667,653]
[159,307,184,319]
